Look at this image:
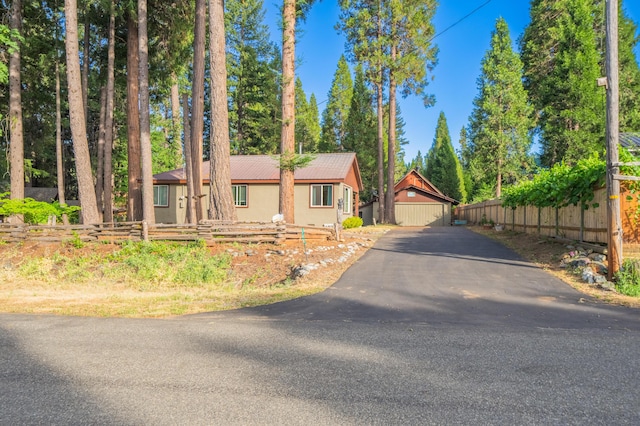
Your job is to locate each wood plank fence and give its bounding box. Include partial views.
[455,187,640,245]
[0,221,335,244]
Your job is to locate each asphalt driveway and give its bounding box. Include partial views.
[1,227,639,424]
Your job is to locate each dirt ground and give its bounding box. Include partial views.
[0,227,390,317]
[0,225,637,317]
[472,226,640,308]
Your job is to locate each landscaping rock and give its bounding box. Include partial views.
[582,268,597,284]
[589,261,608,276]
[593,274,608,285]
[598,281,616,291]
[292,264,313,278]
[588,253,606,262]
[568,257,591,268]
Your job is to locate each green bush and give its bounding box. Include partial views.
[342,216,363,229]
[0,192,80,224]
[615,259,640,297]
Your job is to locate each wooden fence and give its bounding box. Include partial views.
[455,187,639,245]
[0,221,336,244]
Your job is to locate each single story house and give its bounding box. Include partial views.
[360,169,460,226]
[152,152,363,226]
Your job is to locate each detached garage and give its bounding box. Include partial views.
[360,169,459,226]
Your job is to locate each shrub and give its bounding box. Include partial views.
[0,192,80,224]
[615,259,640,297]
[342,216,363,229]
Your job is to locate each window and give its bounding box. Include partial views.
[153,185,169,207]
[343,186,352,213]
[311,184,333,207]
[232,185,247,207]
[408,191,416,198]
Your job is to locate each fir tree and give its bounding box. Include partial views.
[425,112,466,202]
[295,77,320,153]
[617,3,640,131]
[225,0,280,154]
[319,55,353,152]
[407,151,425,176]
[469,18,533,198]
[521,0,604,166]
[344,65,377,201]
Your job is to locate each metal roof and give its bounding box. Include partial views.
[620,132,640,150]
[154,152,360,185]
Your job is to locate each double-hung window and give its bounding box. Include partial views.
[311,184,333,207]
[232,184,248,207]
[153,185,169,207]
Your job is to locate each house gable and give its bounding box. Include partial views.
[393,169,458,205]
[395,169,443,196]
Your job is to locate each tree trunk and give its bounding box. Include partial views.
[182,93,196,224]
[170,77,182,161]
[9,0,24,223]
[376,80,385,225]
[191,0,207,223]
[138,0,155,224]
[55,57,69,225]
[64,0,101,224]
[95,87,106,221]
[386,41,397,225]
[279,0,296,224]
[376,1,385,224]
[126,13,142,221]
[208,0,237,221]
[82,8,89,129]
[103,1,115,223]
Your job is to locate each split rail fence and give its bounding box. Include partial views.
[0,221,336,244]
[455,187,640,246]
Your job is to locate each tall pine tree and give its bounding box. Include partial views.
[319,55,353,152]
[616,2,640,131]
[521,0,604,166]
[295,77,320,153]
[344,65,377,201]
[425,112,466,202]
[468,18,533,198]
[225,0,280,154]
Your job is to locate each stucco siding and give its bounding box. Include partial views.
[236,184,279,222]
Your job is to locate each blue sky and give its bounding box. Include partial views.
[264,0,640,161]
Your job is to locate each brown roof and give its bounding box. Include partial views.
[154,153,362,188]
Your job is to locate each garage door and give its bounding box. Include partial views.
[395,202,450,226]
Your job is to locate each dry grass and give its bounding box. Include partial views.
[471,226,640,308]
[0,228,389,318]
[4,223,634,318]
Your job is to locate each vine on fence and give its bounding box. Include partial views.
[501,155,606,210]
[502,149,640,213]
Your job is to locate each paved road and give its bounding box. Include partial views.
[1,227,639,425]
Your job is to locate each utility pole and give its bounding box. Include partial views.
[605,0,622,280]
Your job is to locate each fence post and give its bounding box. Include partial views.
[142,220,149,242]
[555,208,559,236]
[580,206,585,242]
[538,207,541,235]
